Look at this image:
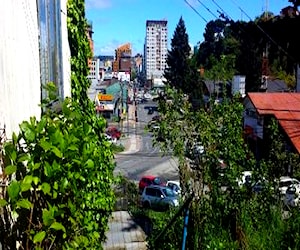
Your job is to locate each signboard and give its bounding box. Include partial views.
[98,94,113,101]
[96,103,114,111]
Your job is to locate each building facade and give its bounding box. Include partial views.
[88,58,100,82]
[113,43,132,72]
[0,0,71,140]
[87,21,94,69]
[144,20,168,81]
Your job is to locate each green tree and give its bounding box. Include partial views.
[164,16,192,95]
[164,16,204,108]
[1,86,115,249]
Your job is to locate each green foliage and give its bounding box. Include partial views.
[67,0,99,128]
[196,17,300,91]
[204,54,236,84]
[1,92,115,249]
[164,17,198,97]
[0,0,116,248]
[130,68,137,81]
[264,118,300,178]
[148,10,300,250]
[135,209,183,250]
[274,69,296,89]
[111,143,125,153]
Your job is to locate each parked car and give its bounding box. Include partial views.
[237,171,268,193]
[104,133,117,144]
[151,115,160,122]
[237,171,253,187]
[138,175,166,194]
[166,180,181,195]
[283,184,300,207]
[184,139,205,161]
[141,185,179,210]
[106,126,121,140]
[148,107,154,115]
[147,121,159,131]
[278,176,300,196]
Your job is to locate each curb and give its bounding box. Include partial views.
[118,134,142,155]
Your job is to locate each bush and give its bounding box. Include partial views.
[0,97,116,249]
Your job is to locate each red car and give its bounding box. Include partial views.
[138,175,166,194]
[106,126,121,140]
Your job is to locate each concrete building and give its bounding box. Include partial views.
[113,43,132,72]
[0,0,71,141]
[88,58,101,82]
[144,20,168,81]
[87,21,94,69]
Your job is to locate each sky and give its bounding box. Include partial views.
[85,0,290,56]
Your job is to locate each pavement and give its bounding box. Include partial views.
[103,102,148,250]
[103,211,148,250]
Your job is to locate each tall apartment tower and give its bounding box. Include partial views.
[144,20,168,81]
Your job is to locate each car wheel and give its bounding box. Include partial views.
[143,201,150,209]
[164,204,171,211]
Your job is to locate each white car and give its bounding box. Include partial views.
[237,171,268,193]
[237,171,252,187]
[104,133,117,144]
[284,184,300,207]
[166,180,181,195]
[278,176,300,196]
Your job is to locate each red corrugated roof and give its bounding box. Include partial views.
[248,93,300,153]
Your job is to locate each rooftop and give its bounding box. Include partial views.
[247,92,300,153]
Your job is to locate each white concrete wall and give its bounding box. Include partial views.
[61,0,72,98]
[0,0,41,139]
[0,0,72,140]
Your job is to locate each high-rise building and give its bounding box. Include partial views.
[144,20,168,81]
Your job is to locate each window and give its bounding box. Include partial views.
[37,0,64,100]
[146,187,156,196]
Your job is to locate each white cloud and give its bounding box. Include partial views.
[94,39,144,57]
[85,0,112,10]
[94,40,119,56]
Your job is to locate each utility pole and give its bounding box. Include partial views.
[120,81,124,133]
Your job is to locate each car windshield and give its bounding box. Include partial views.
[163,187,176,197]
[280,181,293,188]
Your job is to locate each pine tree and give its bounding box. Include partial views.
[164,16,191,94]
[164,16,204,108]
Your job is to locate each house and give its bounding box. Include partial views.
[243,92,300,160]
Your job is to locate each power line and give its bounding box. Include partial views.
[184,0,208,23]
[211,0,232,21]
[196,0,218,19]
[229,0,296,62]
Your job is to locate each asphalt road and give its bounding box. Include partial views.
[114,101,180,183]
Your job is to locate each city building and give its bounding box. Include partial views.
[144,20,168,82]
[87,21,94,69]
[88,57,101,83]
[113,43,132,72]
[133,53,143,74]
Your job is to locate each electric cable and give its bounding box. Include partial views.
[229,0,296,62]
[196,0,219,19]
[184,0,208,23]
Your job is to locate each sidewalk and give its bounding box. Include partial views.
[103,106,148,250]
[103,211,148,250]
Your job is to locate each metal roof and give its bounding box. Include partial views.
[247,92,300,153]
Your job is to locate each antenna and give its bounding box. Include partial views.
[265,0,269,19]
